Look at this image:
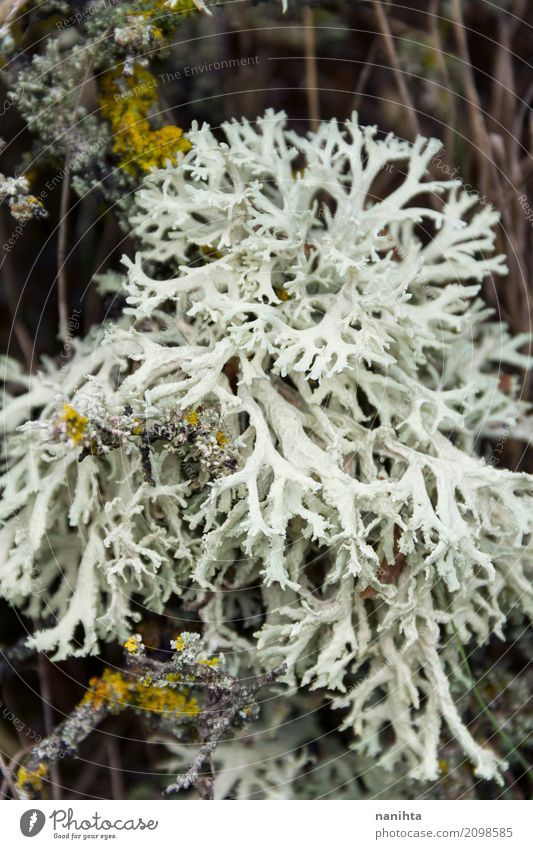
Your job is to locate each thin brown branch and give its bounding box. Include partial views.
[0,0,28,26]
[428,0,456,158]
[0,216,34,371]
[0,750,20,799]
[449,0,498,197]
[349,40,379,115]
[56,48,104,344]
[106,739,125,800]
[303,8,320,131]
[163,664,286,798]
[57,167,71,345]
[371,0,420,139]
[37,653,61,801]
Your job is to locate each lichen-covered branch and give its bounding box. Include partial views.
[14,632,283,799]
[163,663,285,798]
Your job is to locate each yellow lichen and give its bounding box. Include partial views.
[99,67,191,176]
[183,410,199,427]
[123,634,142,654]
[27,195,45,209]
[173,635,186,651]
[133,0,197,22]
[198,657,220,668]
[134,686,200,718]
[80,668,200,719]
[215,430,229,447]
[60,404,88,445]
[16,762,49,793]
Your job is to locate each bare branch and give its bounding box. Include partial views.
[371,0,420,139]
[303,8,320,131]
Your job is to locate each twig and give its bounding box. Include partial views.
[0,0,27,26]
[37,653,61,800]
[17,634,284,801]
[0,751,20,799]
[449,0,497,197]
[106,739,125,800]
[371,0,420,139]
[0,216,34,371]
[163,664,286,797]
[19,698,110,798]
[56,46,106,344]
[428,0,456,158]
[0,746,31,799]
[349,40,379,115]
[57,169,72,345]
[303,8,320,131]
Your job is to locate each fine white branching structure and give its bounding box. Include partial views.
[1,111,532,786]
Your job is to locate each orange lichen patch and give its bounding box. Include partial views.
[80,668,200,719]
[60,404,88,445]
[99,67,191,176]
[81,670,131,712]
[16,762,49,793]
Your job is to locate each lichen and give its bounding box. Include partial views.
[2,112,532,787]
[16,763,49,794]
[99,67,191,176]
[80,667,200,718]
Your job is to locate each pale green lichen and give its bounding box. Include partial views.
[1,112,532,789]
